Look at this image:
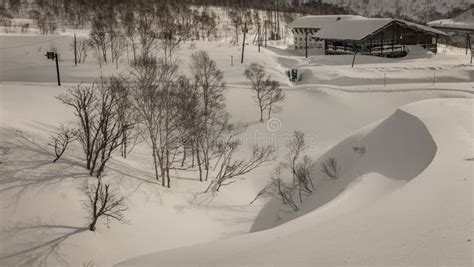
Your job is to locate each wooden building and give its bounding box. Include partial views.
[290,16,447,57]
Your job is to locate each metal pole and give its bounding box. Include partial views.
[264,22,267,47]
[241,23,247,64]
[352,49,358,68]
[55,53,61,86]
[231,55,233,67]
[467,34,469,55]
[258,23,261,52]
[74,33,77,66]
[306,31,310,57]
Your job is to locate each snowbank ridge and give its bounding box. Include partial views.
[251,107,438,231]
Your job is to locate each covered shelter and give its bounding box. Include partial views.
[290,16,447,57]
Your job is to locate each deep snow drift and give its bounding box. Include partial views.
[118,98,473,266]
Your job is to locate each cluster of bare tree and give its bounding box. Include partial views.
[53,78,134,231]
[50,49,276,230]
[130,51,273,189]
[27,8,57,34]
[251,131,315,211]
[244,62,285,122]
[57,79,134,179]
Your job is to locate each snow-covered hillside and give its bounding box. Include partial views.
[308,0,473,22]
[428,8,474,30]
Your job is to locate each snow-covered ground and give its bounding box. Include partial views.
[0,31,473,266]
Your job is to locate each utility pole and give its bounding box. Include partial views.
[46,51,61,86]
[74,33,77,66]
[305,30,308,58]
[264,21,267,47]
[258,23,261,52]
[55,53,61,86]
[352,49,358,68]
[241,23,248,64]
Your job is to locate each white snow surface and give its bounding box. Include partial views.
[118,98,474,266]
[0,29,473,267]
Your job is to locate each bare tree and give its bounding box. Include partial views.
[251,166,299,211]
[90,11,109,64]
[49,124,76,163]
[205,138,274,193]
[111,36,127,69]
[131,56,179,187]
[244,63,284,122]
[252,131,315,208]
[136,8,158,57]
[108,75,137,159]
[321,157,341,179]
[265,79,285,119]
[57,84,96,170]
[175,75,200,169]
[83,178,127,231]
[190,50,227,182]
[73,38,90,64]
[120,11,137,62]
[58,81,129,178]
[158,20,182,64]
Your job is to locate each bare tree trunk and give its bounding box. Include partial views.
[122,130,127,159]
[132,40,136,62]
[181,145,186,167]
[166,149,171,188]
[196,142,202,182]
[151,144,160,182]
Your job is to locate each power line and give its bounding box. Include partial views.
[0,36,68,50]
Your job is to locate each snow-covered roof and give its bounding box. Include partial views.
[289,15,363,29]
[307,17,447,41]
[290,15,447,41]
[314,18,392,40]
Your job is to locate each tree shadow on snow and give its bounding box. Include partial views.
[0,128,89,205]
[0,221,87,266]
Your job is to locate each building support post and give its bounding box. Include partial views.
[381,27,384,56]
[467,34,470,55]
[369,36,372,55]
[324,39,328,55]
[392,24,395,52]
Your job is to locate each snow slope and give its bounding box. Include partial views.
[428,8,474,30]
[117,98,473,266]
[318,0,473,22]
